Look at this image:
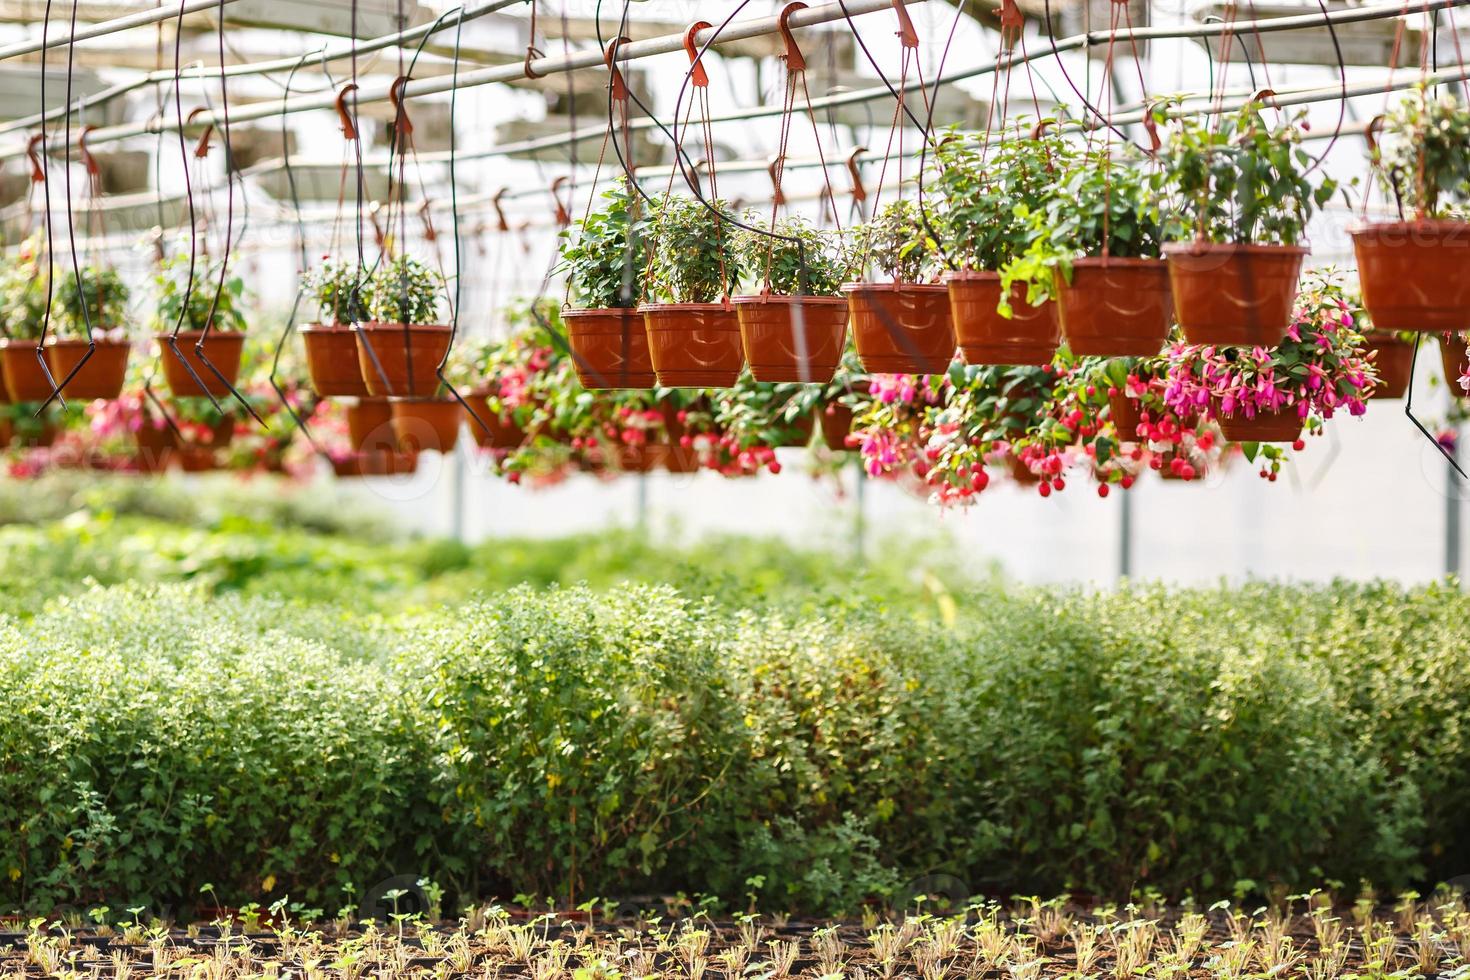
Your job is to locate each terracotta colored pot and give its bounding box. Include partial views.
[733,294,848,384]
[1351,220,1470,333]
[42,338,131,400]
[1215,404,1303,443]
[1056,257,1172,357]
[1444,332,1469,398]
[390,397,463,453]
[133,423,177,471]
[945,270,1059,366]
[564,308,656,389]
[773,411,815,447]
[819,403,854,451]
[1362,333,1416,400]
[639,303,744,388]
[157,330,246,399]
[353,322,452,397]
[1109,392,1146,440]
[0,359,10,404]
[844,282,954,374]
[1164,242,1305,348]
[331,450,419,478]
[466,394,527,449]
[663,443,702,473]
[301,323,372,397]
[347,398,397,453]
[177,446,220,473]
[1007,456,1041,485]
[0,340,58,402]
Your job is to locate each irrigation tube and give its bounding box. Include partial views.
[0,0,248,61]
[0,0,924,162]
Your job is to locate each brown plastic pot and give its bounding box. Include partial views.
[133,422,177,471]
[354,322,452,397]
[332,450,419,477]
[0,340,58,402]
[1164,242,1306,347]
[844,282,954,374]
[1215,403,1303,443]
[390,397,463,453]
[157,330,246,399]
[773,412,815,447]
[639,303,744,388]
[1362,333,1416,400]
[301,323,371,397]
[1109,392,1146,440]
[1351,220,1470,332]
[1056,257,1172,357]
[43,339,131,400]
[946,270,1060,365]
[177,446,220,473]
[1444,332,1469,398]
[663,443,702,473]
[346,398,397,453]
[733,294,848,384]
[819,403,854,451]
[564,308,656,389]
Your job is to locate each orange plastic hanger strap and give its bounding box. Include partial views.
[777,2,808,73]
[335,83,360,140]
[186,107,214,158]
[78,126,101,178]
[491,188,511,232]
[26,133,45,183]
[768,157,786,206]
[891,0,919,48]
[682,21,713,88]
[388,76,415,138]
[602,37,631,102]
[846,146,868,203]
[550,175,571,227]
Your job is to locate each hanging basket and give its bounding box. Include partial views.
[346,397,397,453]
[43,339,131,401]
[1351,220,1470,333]
[563,308,656,389]
[177,446,221,473]
[390,397,464,453]
[1164,242,1305,348]
[1109,392,1146,441]
[733,294,848,384]
[157,330,246,399]
[1214,401,1303,443]
[133,421,176,471]
[1443,332,1469,398]
[0,340,57,402]
[301,323,372,397]
[467,395,528,450]
[772,412,815,447]
[844,282,954,374]
[663,443,702,474]
[1361,332,1415,400]
[819,403,854,451]
[332,449,419,478]
[1056,257,1172,357]
[353,322,453,397]
[639,303,744,388]
[945,270,1059,366]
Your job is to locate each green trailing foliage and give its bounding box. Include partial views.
[363,256,443,325]
[733,213,847,296]
[0,574,1467,916]
[644,196,742,303]
[1374,86,1470,218]
[558,178,650,309]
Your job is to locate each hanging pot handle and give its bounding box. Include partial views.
[491,187,510,232]
[388,75,415,140]
[186,106,214,158]
[335,82,360,141]
[549,175,571,227]
[846,146,868,205]
[602,37,631,102]
[26,133,46,183]
[777,2,808,72]
[682,21,713,88]
[891,0,918,48]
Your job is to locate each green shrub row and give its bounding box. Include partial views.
[2,579,1466,915]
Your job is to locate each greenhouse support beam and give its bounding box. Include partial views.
[0,0,247,62]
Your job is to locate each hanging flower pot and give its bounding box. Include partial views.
[354,322,452,397]
[1443,332,1469,398]
[177,445,221,473]
[0,340,57,402]
[331,449,418,478]
[1351,220,1470,332]
[468,395,527,450]
[157,330,246,399]
[302,323,371,397]
[1213,401,1303,443]
[1055,258,1172,357]
[639,303,744,388]
[663,443,701,474]
[564,308,656,389]
[734,294,848,384]
[1108,391,1146,441]
[771,411,815,447]
[844,283,954,374]
[945,270,1059,366]
[1163,242,1306,347]
[390,397,463,453]
[133,421,176,471]
[43,338,130,400]
[1361,332,1416,400]
[819,403,854,451]
[347,397,397,453]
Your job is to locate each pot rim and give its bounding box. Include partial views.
[152,329,247,341]
[840,280,948,293]
[940,269,1001,283]
[636,302,735,313]
[43,336,133,348]
[300,321,355,333]
[387,396,462,406]
[1348,217,1470,236]
[562,306,640,318]
[1068,255,1169,269]
[1161,240,1309,257]
[730,293,848,306]
[351,321,453,332]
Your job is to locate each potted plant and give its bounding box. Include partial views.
[354,255,451,398]
[1160,271,1375,442]
[0,235,57,402]
[1351,87,1470,333]
[639,195,744,388]
[843,199,954,375]
[558,178,656,389]
[43,264,132,400]
[300,258,371,397]
[732,213,849,384]
[998,136,1173,358]
[1160,101,1335,347]
[1356,317,1416,400]
[152,249,249,399]
[934,127,1064,365]
[169,395,236,472]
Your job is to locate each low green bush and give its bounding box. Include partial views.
[1,579,1466,915]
